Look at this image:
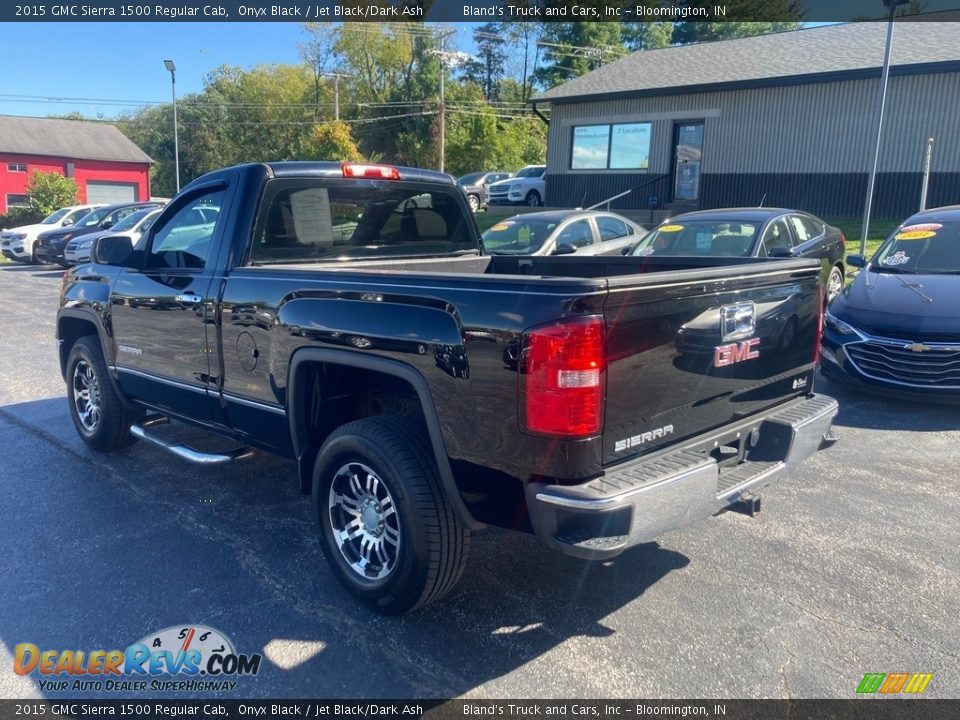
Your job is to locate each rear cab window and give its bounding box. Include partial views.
[248,180,479,264]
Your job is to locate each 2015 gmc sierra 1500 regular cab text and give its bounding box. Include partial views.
[57,162,838,614]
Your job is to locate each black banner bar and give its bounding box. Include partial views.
[1,700,958,720]
[3,0,960,24]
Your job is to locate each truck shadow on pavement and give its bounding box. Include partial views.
[0,396,689,699]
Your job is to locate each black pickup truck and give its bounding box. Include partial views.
[57,162,838,613]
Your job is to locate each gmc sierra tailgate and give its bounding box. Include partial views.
[600,258,823,466]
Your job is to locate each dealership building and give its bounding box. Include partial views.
[0,115,152,214]
[534,22,960,219]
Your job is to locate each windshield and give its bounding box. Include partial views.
[458,173,485,185]
[112,208,153,232]
[871,221,960,274]
[41,208,70,224]
[481,217,558,255]
[630,219,759,257]
[514,166,545,178]
[249,181,478,264]
[77,208,109,227]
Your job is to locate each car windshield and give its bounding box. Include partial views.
[111,208,153,232]
[458,173,485,185]
[41,208,71,224]
[77,208,109,226]
[482,217,558,255]
[870,220,960,274]
[514,167,545,178]
[630,219,759,257]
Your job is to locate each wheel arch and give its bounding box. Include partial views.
[58,311,106,379]
[287,348,483,530]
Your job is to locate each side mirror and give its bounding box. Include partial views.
[62,219,75,227]
[554,242,577,256]
[99,219,114,229]
[620,245,635,256]
[93,235,134,266]
[847,254,866,268]
[768,247,794,258]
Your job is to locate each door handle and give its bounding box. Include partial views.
[174,292,203,305]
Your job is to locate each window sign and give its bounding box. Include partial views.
[610,123,652,169]
[571,125,610,169]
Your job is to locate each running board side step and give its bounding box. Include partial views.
[130,417,253,465]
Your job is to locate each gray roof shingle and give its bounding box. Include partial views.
[535,22,960,103]
[0,115,153,164]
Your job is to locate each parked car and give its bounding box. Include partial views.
[481,210,645,257]
[0,204,105,263]
[486,165,546,207]
[457,171,511,212]
[821,206,960,403]
[64,207,163,265]
[626,208,847,303]
[36,201,163,266]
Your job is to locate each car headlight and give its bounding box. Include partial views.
[510,184,522,192]
[13,233,27,240]
[824,310,860,336]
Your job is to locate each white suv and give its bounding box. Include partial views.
[1,204,105,263]
[487,165,546,207]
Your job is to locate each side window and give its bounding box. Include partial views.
[557,219,594,248]
[761,218,794,254]
[788,215,812,244]
[147,191,225,270]
[800,216,823,240]
[596,216,629,241]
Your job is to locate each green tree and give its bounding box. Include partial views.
[673,0,803,44]
[304,121,363,161]
[621,22,674,51]
[459,23,508,101]
[534,19,625,89]
[25,170,78,215]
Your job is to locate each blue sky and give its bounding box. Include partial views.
[1,23,480,120]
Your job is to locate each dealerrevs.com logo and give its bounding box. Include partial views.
[14,625,261,693]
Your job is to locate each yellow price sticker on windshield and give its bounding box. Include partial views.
[490,223,511,232]
[659,224,684,232]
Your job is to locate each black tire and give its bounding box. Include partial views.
[467,194,480,213]
[524,190,542,207]
[31,245,41,265]
[312,416,470,614]
[66,336,138,452]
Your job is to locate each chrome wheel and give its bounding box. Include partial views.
[72,360,101,433]
[467,194,480,213]
[827,266,844,304]
[328,462,400,581]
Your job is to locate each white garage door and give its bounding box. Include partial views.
[87,182,137,204]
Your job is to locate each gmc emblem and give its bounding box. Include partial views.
[714,338,761,367]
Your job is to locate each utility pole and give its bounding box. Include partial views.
[859,0,909,256]
[920,137,934,211]
[321,72,351,121]
[163,59,179,193]
[430,29,458,173]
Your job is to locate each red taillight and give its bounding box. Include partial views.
[521,316,605,438]
[814,285,824,365]
[341,162,400,180]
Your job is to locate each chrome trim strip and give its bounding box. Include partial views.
[111,365,209,395]
[221,391,286,416]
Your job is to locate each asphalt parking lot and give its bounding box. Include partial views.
[0,262,957,700]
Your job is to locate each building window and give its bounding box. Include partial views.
[572,125,610,169]
[6,194,30,208]
[571,122,651,170]
[7,163,27,173]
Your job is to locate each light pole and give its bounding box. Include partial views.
[163,59,180,194]
[859,0,909,256]
[321,72,352,122]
